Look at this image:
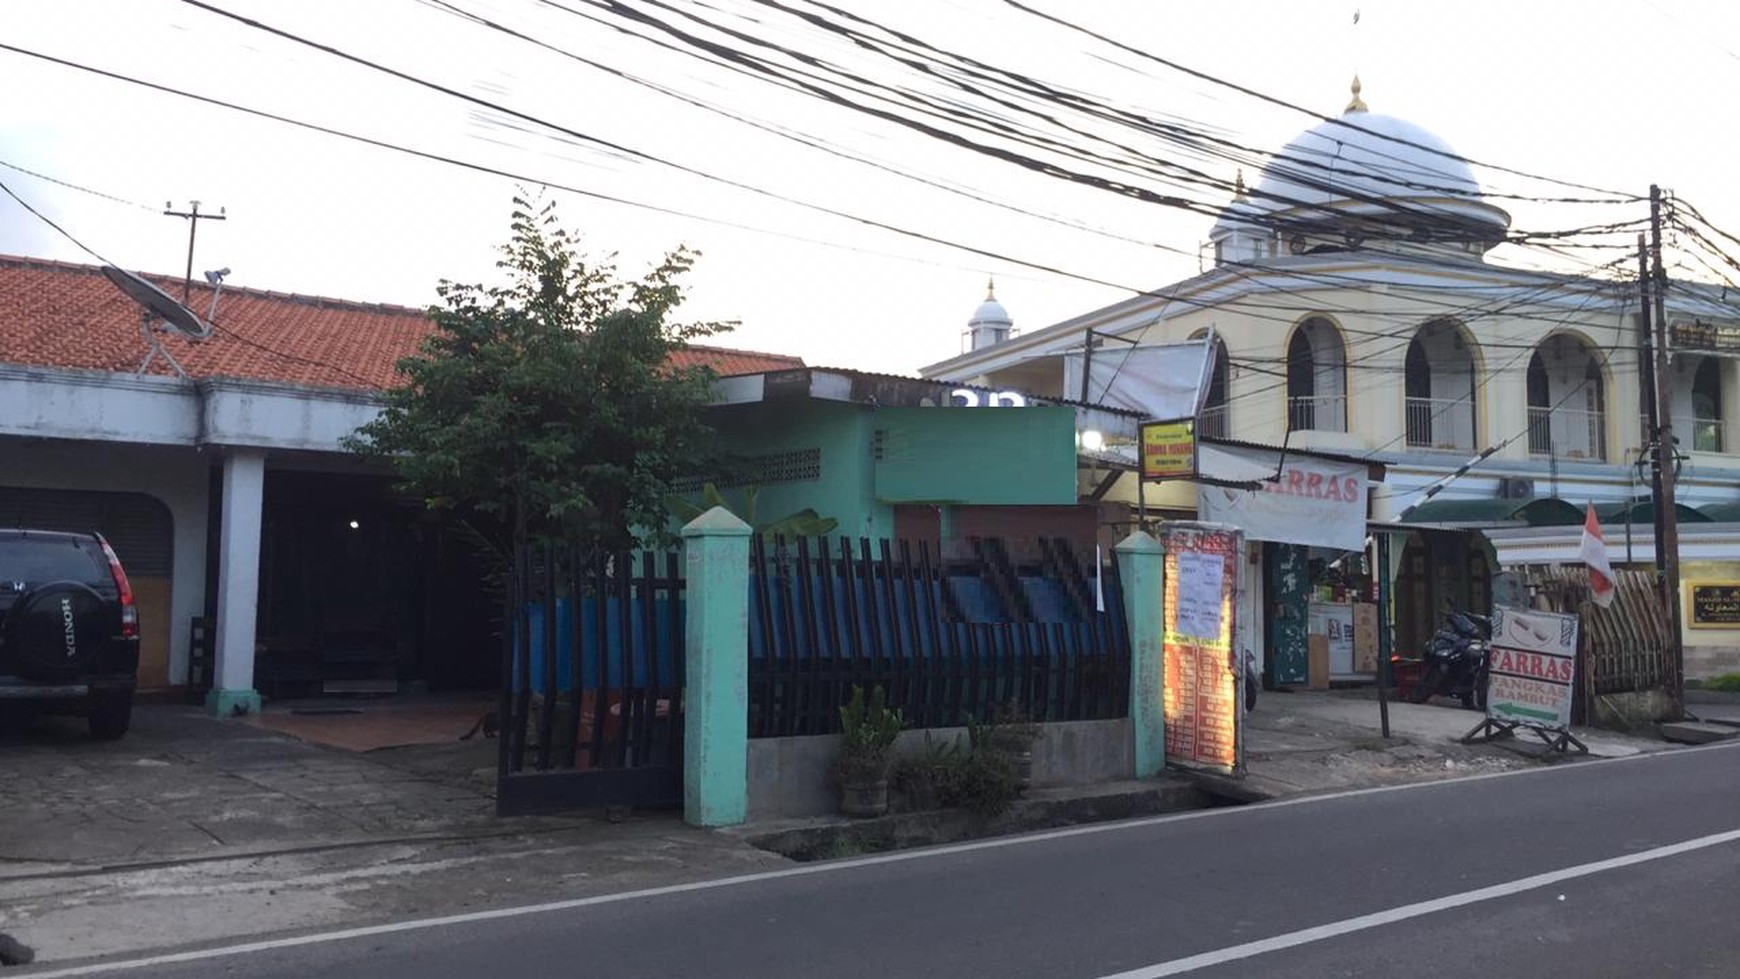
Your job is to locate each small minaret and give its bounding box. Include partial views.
[966,277,1014,351]
[1208,168,1269,267]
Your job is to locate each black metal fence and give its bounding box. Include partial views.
[747,535,1130,737]
[497,547,685,815]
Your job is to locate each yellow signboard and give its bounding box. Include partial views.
[1141,419,1196,480]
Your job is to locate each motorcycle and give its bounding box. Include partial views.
[1405,608,1492,710]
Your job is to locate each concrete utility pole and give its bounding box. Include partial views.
[1638,234,1664,605]
[164,200,226,304]
[1648,185,1686,721]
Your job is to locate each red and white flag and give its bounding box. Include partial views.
[1580,503,1616,609]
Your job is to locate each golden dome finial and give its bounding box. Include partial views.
[985,276,997,301]
[1345,75,1368,114]
[1234,169,1247,198]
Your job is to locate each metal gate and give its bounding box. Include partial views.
[746,534,1130,736]
[496,546,684,816]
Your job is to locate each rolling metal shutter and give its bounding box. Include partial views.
[0,488,175,576]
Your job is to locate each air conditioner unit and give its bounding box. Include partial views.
[1497,477,1535,500]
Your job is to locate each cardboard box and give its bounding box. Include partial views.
[1308,634,1331,690]
[1352,602,1380,673]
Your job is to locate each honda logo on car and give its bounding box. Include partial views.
[61,595,77,659]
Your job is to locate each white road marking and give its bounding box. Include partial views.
[19,739,1740,978]
[1091,826,1740,978]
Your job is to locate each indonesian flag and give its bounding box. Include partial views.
[1581,503,1616,609]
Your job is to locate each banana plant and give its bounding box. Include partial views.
[666,482,838,539]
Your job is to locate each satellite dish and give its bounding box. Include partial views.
[101,266,215,379]
[101,266,212,340]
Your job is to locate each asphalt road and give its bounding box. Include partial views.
[27,742,1740,979]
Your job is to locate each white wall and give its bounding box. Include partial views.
[0,439,209,683]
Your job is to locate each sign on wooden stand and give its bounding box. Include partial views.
[1161,523,1244,775]
[1462,606,1588,754]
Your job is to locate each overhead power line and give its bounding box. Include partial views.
[0,159,158,212]
[997,0,1635,200]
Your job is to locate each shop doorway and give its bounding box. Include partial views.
[254,471,495,697]
[1395,530,1493,657]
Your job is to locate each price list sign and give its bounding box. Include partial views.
[1161,523,1243,774]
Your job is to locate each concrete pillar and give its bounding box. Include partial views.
[681,506,752,827]
[207,449,265,717]
[1116,530,1166,777]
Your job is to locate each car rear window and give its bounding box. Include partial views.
[0,537,108,587]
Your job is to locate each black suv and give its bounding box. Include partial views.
[0,529,140,739]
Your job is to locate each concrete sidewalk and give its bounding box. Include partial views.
[1238,689,1669,798]
[0,706,784,964]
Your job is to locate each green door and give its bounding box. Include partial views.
[1266,543,1310,685]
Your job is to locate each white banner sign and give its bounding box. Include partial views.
[1196,445,1370,551]
[1062,338,1212,420]
[1485,607,1578,731]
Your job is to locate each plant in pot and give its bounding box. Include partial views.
[835,685,904,818]
[968,700,1042,792]
[890,732,961,812]
[993,700,1042,790]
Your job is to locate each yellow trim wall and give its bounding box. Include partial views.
[1684,561,1740,679]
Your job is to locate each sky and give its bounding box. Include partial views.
[4,0,1740,376]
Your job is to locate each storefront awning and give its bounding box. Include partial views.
[1700,502,1740,522]
[1595,501,1711,525]
[1398,496,1584,528]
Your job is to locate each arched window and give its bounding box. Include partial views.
[1693,357,1724,452]
[1189,330,1231,438]
[1524,337,1605,460]
[1285,317,1348,432]
[1526,353,1549,408]
[1403,320,1478,451]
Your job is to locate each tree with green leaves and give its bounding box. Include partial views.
[347,194,730,564]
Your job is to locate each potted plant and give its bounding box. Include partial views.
[890,732,961,812]
[968,700,1042,792]
[990,700,1042,791]
[835,685,904,818]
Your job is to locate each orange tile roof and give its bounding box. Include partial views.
[0,255,801,392]
[667,344,805,377]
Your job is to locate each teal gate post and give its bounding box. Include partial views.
[682,507,752,827]
[1116,531,1165,777]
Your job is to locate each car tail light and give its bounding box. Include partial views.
[97,535,138,639]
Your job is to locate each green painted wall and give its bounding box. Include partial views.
[871,406,1077,505]
[702,401,887,539]
[691,401,1079,539]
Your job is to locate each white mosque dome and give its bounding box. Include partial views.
[1233,78,1510,251]
[969,285,1012,329]
[965,278,1014,351]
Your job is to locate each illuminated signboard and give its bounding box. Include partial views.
[1140,419,1196,480]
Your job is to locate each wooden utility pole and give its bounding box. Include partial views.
[1649,185,1686,720]
[163,200,226,304]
